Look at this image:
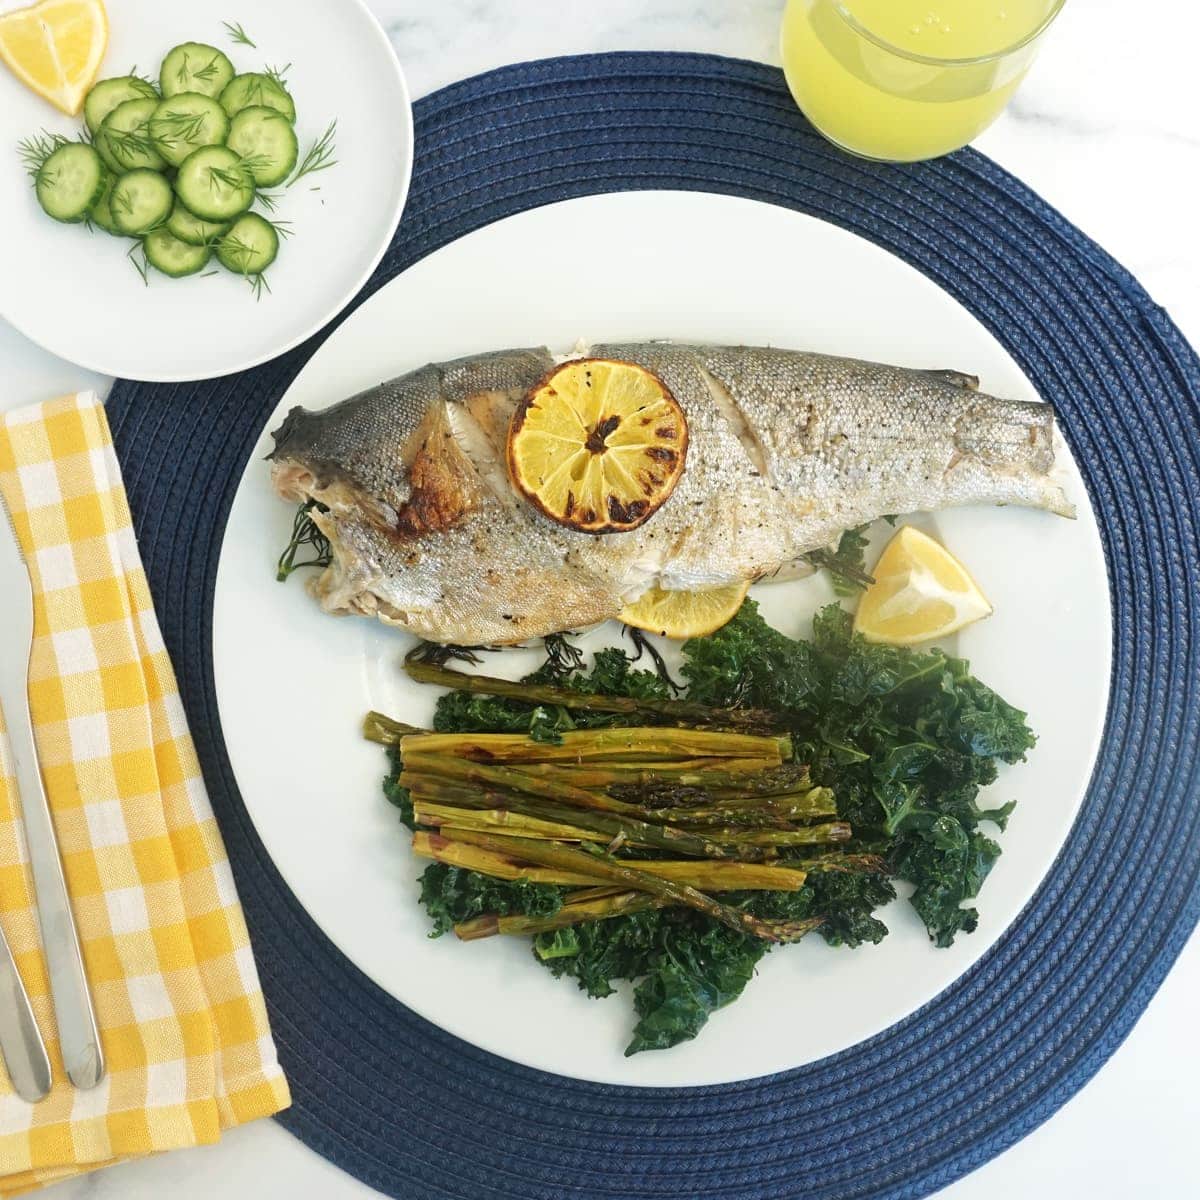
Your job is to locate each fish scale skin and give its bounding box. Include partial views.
[269,343,1072,645]
[694,345,1069,526]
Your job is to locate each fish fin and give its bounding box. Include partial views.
[394,405,484,538]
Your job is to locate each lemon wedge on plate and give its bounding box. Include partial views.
[854,525,992,646]
[620,581,750,640]
[0,0,108,115]
[507,358,688,534]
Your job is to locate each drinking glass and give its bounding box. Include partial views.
[780,0,1066,162]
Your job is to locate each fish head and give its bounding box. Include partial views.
[269,365,485,626]
[269,368,448,523]
[267,349,565,641]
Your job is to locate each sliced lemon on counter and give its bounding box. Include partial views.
[0,0,108,115]
[620,581,750,640]
[854,526,992,646]
[507,358,688,534]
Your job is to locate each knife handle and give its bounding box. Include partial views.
[8,708,105,1089]
[0,920,51,1102]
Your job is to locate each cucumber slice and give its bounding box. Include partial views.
[174,146,255,222]
[89,174,123,235]
[218,73,296,123]
[149,92,230,167]
[109,169,174,236]
[35,143,108,223]
[143,227,212,277]
[164,201,229,246]
[97,98,166,172]
[159,43,235,100]
[225,106,299,186]
[84,75,158,135]
[216,212,279,276]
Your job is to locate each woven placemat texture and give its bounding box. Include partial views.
[104,53,1200,1200]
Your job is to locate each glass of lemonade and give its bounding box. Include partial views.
[780,0,1065,162]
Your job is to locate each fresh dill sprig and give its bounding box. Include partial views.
[265,62,291,87]
[247,272,271,301]
[217,225,275,299]
[206,159,255,192]
[222,20,256,48]
[406,640,492,668]
[17,131,70,178]
[288,120,337,185]
[240,76,267,106]
[238,152,271,173]
[621,625,685,693]
[102,123,157,167]
[192,57,222,83]
[215,231,256,270]
[176,50,223,88]
[126,64,157,88]
[255,189,283,212]
[126,241,150,286]
[277,500,332,580]
[269,217,294,239]
[198,270,219,279]
[542,633,586,679]
[149,108,210,150]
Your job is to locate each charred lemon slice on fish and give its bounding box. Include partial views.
[854,526,992,646]
[620,581,749,640]
[507,358,688,533]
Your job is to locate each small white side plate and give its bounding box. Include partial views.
[213,191,1111,1087]
[0,0,411,381]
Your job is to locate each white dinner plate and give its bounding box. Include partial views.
[213,190,1111,1087]
[0,0,411,381]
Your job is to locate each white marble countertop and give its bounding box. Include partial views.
[6,0,1198,1197]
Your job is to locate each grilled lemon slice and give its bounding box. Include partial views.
[620,581,750,640]
[507,358,688,533]
[854,525,992,645]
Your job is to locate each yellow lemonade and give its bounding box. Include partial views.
[781,0,1062,161]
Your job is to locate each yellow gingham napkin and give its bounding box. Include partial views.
[0,393,289,1192]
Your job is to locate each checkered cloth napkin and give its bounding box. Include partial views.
[0,393,289,1193]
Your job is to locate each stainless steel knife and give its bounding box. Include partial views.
[0,918,50,1102]
[0,497,104,1089]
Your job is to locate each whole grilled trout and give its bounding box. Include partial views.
[269,343,1072,644]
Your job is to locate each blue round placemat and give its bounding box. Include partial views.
[105,53,1200,1200]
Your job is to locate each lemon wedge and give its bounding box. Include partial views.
[507,358,688,534]
[620,581,750,640]
[853,526,992,645]
[0,0,108,116]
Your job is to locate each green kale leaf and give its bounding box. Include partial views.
[534,907,666,999]
[627,916,766,1055]
[795,603,1034,946]
[681,599,820,710]
[418,864,564,938]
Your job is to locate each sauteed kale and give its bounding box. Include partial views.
[375,600,1034,1054]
